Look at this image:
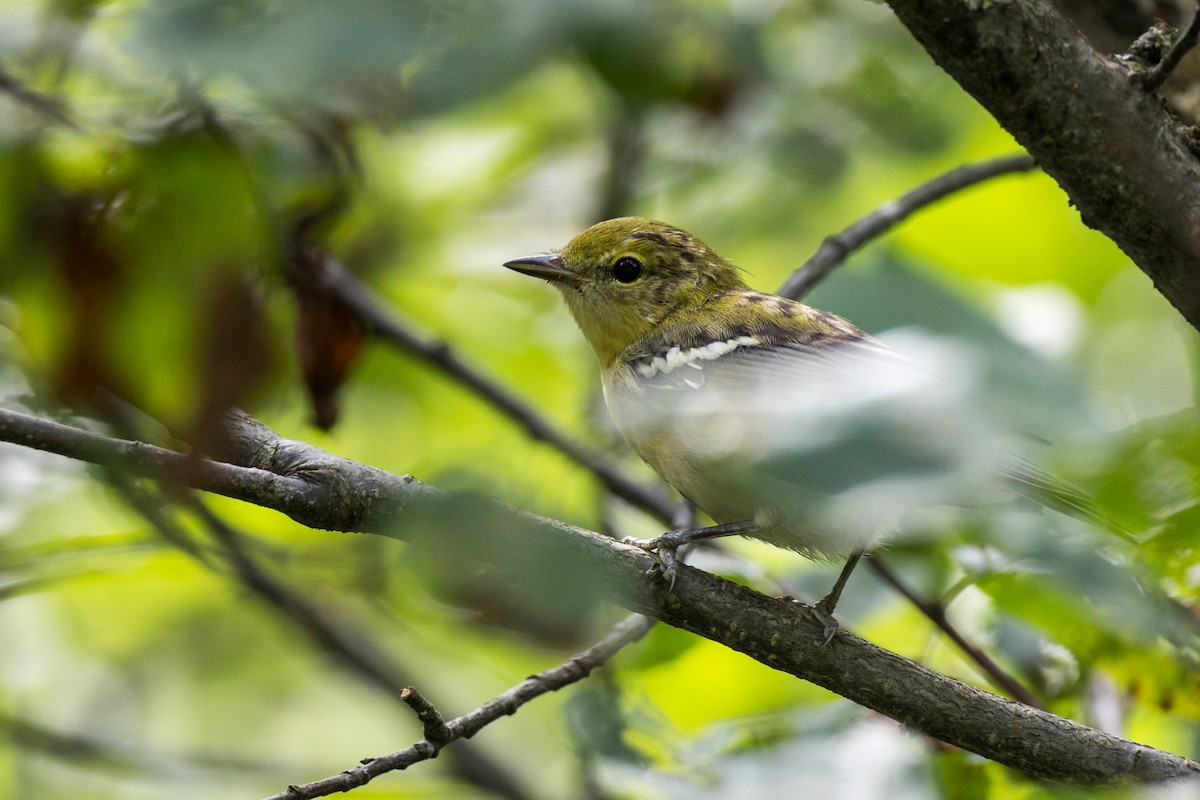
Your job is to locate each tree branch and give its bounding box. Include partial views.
[266,614,656,800]
[0,408,437,534]
[867,560,1042,709]
[777,153,1037,300]
[1140,6,1200,91]
[3,407,1197,786]
[0,66,76,128]
[882,0,1200,333]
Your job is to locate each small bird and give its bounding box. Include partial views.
[504,217,1105,621]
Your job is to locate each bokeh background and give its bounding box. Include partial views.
[2,1,1199,798]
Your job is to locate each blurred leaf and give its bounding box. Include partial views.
[565,676,645,764]
[565,1,761,114]
[132,0,428,118]
[970,524,1190,655]
[188,274,274,456]
[808,255,1093,439]
[404,0,548,116]
[398,492,612,646]
[932,748,992,800]
[616,712,934,800]
[992,618,1080,699]
[290,256,366,431]
[825,55,953,153]
[767,125,850,187]
[52,193,126,410]
[622,623,700,671]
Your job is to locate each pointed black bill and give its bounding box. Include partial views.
[503,253,573,283]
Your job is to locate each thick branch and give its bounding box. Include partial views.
[3,408,1197,786]
[0,408,436,534]
[882,0,1200,331]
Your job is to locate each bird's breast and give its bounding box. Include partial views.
[601,360,774,526]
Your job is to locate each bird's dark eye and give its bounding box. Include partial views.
[612,256,643,283]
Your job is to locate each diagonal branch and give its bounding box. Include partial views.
[3,406,1197,786]
[867,560,1041,708]
[777,153,1037,300]
[0,407,435,534]
[266,614,656,800]
[0,66,77,128]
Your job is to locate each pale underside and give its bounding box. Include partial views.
[602,331,1018,560]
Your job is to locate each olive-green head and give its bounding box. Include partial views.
[504,217,748,365]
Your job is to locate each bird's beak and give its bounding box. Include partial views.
[503,253,573,284]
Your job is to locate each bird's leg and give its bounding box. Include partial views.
[623,519,759,586]
[809,548,865,645]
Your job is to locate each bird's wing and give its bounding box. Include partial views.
[618,292,915,396]
[608,293,938,470]
[607,291,1133,552]
[605,297,962,551]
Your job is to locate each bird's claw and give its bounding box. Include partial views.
[621,535,680,590]
[782,596,841,647]
[810,599,840,647]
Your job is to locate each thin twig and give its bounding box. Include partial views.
[265,614,656,800]
[594,102,646,222]
[868,560,1043,709]
[777,153,1037,300]
[0,67,77,128]
[400,687,452,744]
[1141,6,1200,91]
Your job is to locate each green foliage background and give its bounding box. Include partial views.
[1,1,1199,798]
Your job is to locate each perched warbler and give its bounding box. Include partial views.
[504,217,1096,617]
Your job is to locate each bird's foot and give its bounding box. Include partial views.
[623,520,758,589]
[810,594,841,647]
[782,597,840,647]
[802,548,864,646]
[621,534,682,589]
[781,595,840,646]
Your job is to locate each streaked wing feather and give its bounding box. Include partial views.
[630,335,914,394]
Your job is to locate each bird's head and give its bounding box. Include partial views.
[504,217,748,365]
